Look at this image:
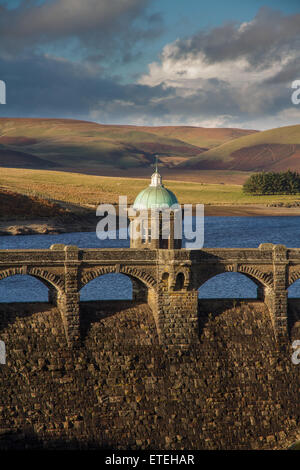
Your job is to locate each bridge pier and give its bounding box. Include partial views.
[156,290,199,346]
[272,245,289,341]
[264,289,289,341]
[264,287,288,342]
[59,246,81,346]
[132,278,148,302]
[48,287,58,306]
[260,245,289,342]
[155,250,199,347]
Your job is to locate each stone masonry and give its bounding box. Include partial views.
[0,243,299,450]
[0,243,299,345]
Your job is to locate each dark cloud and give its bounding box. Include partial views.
[0,4,300,129]
[263,59,300,85]
[169,7,300,68]
[0,53,170,121]
[0,0,163,62]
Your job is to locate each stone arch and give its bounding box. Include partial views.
[198,270,258,300]
[79,265,159,339]
[195,264,235,289]
[195,264,273,291]
[0,267,64,294]
[237,265,273,288]
[288,271,300,288]
[79,266,157,291]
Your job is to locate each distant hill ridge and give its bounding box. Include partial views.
[1,118,299,173]
[0,117,256,171]
[180,124,300,172]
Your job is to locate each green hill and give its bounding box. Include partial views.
[0,118,255,171]
[180,125,300,171]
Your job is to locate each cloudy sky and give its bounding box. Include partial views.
[0,0,300,129]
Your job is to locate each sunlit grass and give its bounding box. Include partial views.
[1,167,300,207]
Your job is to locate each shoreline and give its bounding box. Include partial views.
[204,204,300,216]
[1,204,300,236]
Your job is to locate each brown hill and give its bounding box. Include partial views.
[0,118,256,170]
[0,147,59,169]
[181,125,300,172]
[185,144,300,171]
[138,125,257,148]
[0,189,66,219]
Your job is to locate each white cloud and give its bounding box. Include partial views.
[139,47,291,90]
[136,8,300,128]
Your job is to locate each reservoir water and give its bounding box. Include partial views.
[1,216,300,302]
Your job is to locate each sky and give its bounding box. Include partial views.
[0,0,300,129]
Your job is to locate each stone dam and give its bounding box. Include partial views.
[0,243,299,450]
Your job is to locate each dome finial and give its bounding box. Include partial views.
[155,155,159,173]
[150,155,163,187]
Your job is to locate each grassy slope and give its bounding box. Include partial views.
[181,125,300,167]
[1,167,300,207]
[132,125,257,148]
[0,118,255,170]
[0,188,67,218]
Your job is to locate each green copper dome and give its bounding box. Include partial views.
[133,185,179,210]
[133,158,179,210]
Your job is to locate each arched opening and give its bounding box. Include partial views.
[198,272,268,339]
[0,274,49,303]
[287,279,300,334]
[162,272,169,289]
[288,278,300,298]
[174,272,185,291]
[80,273,133,301]
[79,272,158,343]
[198,272,258,299]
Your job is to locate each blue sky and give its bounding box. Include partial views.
[0,0,300,129]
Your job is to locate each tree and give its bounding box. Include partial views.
[243,170,300,195]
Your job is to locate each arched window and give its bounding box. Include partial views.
[174,272,185,291]
[162,272,169,289]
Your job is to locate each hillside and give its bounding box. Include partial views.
[0,188,67,219]
[2,167,300,209]
[3,118,300,175]
[0,147,58,169]
[0,118,255,170]
[134,125,257,148]
[181,125,300,171]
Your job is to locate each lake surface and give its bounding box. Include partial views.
[1,216,300,301]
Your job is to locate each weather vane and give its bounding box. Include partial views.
[153,155,159,172]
